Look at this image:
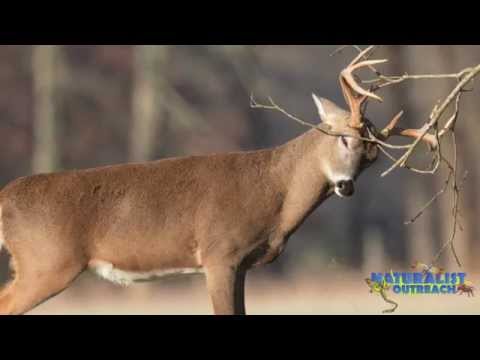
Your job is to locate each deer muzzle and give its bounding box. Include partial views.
[335,180,354,198]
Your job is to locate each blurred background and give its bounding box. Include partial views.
[0,45,479,314]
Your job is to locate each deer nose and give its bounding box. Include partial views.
[335,180,354,197]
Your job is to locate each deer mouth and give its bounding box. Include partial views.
[335,180,354,198]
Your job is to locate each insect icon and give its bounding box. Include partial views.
[457,280,475,297]
[365,278,398,314]
[410,261,444,275]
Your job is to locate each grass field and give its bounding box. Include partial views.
[28,269,480,315]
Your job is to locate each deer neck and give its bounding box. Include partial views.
[272,129,333,234]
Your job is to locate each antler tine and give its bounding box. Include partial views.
[339,75,366,129]
[347,45,377,67]
[340,59,388,102]
[380,110,404,135]
[339,48,388,129]
[380,111,439,150]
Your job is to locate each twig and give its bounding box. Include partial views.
[251,95,413,150]
[405,170,452,225]
[380,64,480,177]
[250,94,327,134]
[365,68,474,89]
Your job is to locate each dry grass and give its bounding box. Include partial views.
[28,269,480,315]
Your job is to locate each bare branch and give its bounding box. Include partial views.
[250,94,325,133]
[254,46,480,283]
[380,64,480,177]
[251,95,415,150]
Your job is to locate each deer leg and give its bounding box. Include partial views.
[0,253,85,315]
[0,281,16,314]
[234,268,246,314]
[0,269,84,315]
[205,265,247,315]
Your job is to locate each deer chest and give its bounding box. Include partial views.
[248,235,288,267]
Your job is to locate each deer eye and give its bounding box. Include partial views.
[340,136,349,149]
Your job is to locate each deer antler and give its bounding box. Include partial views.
[339,46,438,150]
[339,46,387,129]
[379,111,439,150]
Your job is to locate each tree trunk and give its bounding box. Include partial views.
[450,45,480,271]
[32,45,62,174]
[129,45,168,162]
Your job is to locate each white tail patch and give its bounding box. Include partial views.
[89,260,204,287]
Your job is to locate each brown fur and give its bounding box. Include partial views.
[0,98,378,315]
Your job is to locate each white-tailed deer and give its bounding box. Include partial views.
[0,55,437,315]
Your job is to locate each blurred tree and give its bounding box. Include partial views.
[214,45,272,150]
[32,45,64,173]
[449,46,480,270]
[129,45,169,162]
[375,45,410,268]
[344,46,410,269]
[405,46,456,268]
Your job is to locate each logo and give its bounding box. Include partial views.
[365,261,475,313]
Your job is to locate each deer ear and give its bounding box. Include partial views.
[312,94,349,125]
[312,94,328,121]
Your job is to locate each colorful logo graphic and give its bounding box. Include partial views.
[365,261,475,313]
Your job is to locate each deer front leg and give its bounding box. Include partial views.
[205,265,246,315]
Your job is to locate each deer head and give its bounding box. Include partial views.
[312,94,377,197]
[312,51,437,198]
